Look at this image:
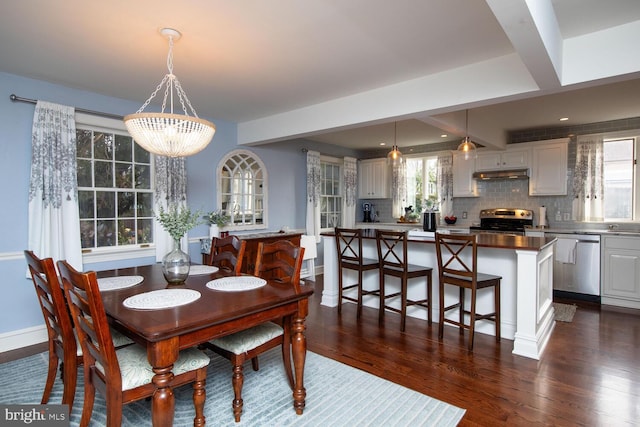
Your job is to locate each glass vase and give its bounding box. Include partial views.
[162,239,190,284]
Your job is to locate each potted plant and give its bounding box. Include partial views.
[156,203,203,284]
[205,209,230,238]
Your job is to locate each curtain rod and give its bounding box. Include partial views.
[9,94,124,121]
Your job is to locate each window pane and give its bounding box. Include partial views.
[77,159,93,187]
[78,191,94,219]
[604,138,633,220]
[118,219,136,245]
[96,220,115,246]
[114,134,132,162]
[94,161,113,187]
[137,219,153,244]
[115,163,133,188]
[137,192,154,217]
[118,192,135,217]
[76,130,93,158]
[134,142,150,163]
[80,220,95,248]
[96,191,115,218]
[94,132,113,160]
[135,164,151,189]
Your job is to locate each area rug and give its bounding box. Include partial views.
[0,348,465,426]
[553,302,577,322]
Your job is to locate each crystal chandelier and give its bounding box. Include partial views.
[457,109,477,159]
[124,28,215,158]
[387,122,403,165]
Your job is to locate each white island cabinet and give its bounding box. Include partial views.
[322,230,556,360]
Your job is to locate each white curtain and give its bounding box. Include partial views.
[305,150,321,242]
[28,101,82,270]
[154,155,188,261]
[437,153,454,216]
[572,135,604,222]
[391,161,407,218]
[342,156,357,228]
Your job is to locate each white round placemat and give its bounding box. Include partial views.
[123,289,201,310]
[189,265,219,276]
[98,275,144,291]
[206,276,267,292]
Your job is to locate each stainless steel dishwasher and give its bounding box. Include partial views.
[549,233,601,299]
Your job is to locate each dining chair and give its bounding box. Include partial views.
[56,260,211,427]
[435,233,501,351]
[334,227,380,318]
[24,250,81,411]
[375,230,433,332]
[205,239,305,422]
[208,235,246,276]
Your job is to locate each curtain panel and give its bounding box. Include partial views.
[437,153,454,216]
[154,155,188,261]
[305,150,322,242]
[28,101,83,270]
[572,135,604,222]
[391,161,407,218]
[342,156,357,228]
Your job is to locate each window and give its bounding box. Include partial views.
[405,156,438,212]
[76,124,154,250]
[218,150,267,230]
[320,160,342,229]
[603,137,635,221]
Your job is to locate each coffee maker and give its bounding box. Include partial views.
[363,203,372,222]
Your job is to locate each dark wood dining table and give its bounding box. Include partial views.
[97,263,314,427]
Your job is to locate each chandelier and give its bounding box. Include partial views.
[457,109,477,159]
[387,122,403,165]
[124,28,215,158]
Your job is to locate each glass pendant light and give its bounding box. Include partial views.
[457,109,477,160]
[387,122,403,165]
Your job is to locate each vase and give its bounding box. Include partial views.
[209,224,220,239]
[162,239,190,284]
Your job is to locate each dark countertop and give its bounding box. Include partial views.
[323,228,554,251]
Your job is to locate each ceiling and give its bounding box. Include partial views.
[1,1,640,151]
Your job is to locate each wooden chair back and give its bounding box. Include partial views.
[209,235,246,275]
[435,233,478,288]
[56,260,122,391]
[254,240,305,286]
[335,227,367,267]
[24,250,79,408]
[375,230,409,273]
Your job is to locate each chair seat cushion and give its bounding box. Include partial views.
[96,345,210,391]
[209,322,284,355]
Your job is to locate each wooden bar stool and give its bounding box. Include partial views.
[335,228,380,318]
[375,229,432,331]
[435,233,501,351]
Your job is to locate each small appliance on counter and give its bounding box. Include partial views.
[423,212,438,232]
[363,202,372,222]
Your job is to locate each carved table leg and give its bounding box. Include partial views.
[149,339,178,427]
[291,315,307,415]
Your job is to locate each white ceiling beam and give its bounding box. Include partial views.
[486,0,562,90]
[237,54,538,146]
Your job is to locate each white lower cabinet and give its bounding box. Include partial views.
[602,235,640,309]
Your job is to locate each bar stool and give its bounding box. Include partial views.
[375,229,432,331]
[335,228,380,318]
[435,232,501,351]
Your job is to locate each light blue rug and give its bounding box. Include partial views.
[0,348,465,426]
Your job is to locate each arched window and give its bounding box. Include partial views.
[217,149,267,230]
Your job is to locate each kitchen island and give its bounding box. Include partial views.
[322,229,556,360]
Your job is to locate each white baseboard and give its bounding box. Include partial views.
[0,324,48,353]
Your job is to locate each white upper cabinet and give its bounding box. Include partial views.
[358,158,389,199]
[475,146,530,171]
[528,138,569,196]
[452,152,478,197]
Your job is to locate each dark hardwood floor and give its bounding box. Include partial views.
[4,274,639,425]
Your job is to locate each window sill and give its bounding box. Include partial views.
[82,246,156,264]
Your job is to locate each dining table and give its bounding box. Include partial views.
[97,263,314,427]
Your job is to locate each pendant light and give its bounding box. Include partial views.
[124,28,216,158]
[387,122,403,165]
[457,109,477,159]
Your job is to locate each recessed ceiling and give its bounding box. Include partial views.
[1,1,639,151]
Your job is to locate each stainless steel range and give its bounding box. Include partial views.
[469,208,534,235]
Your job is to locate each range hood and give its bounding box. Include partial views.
[472,169,529,180]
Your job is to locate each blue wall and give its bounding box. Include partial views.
[0,71,309,338]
